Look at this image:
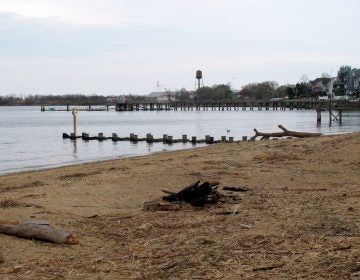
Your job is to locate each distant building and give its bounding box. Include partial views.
[309,77,331,96]
[106,96,121,104]
[148,91,177,102]
[334,66,360,96]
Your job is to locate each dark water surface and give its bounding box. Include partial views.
[0,106,359,175]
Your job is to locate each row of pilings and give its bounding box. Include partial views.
[63,132,250,144]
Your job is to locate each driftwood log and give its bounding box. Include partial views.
[0,221,78,244]
[253,124,322,139]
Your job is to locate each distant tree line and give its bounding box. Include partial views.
[0,94,156,106]
[190,82,296,102]
[0,94,109,106]
[194,84,234,102]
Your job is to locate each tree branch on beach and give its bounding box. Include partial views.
[253,125,322,139]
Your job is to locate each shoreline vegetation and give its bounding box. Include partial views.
[0,132,360,279]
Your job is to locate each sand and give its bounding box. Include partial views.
[0,133,360,279]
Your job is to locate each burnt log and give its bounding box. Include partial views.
[162,181,220,207]
[223,186,249,192]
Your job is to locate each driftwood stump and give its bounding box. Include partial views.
[0,221,78,244]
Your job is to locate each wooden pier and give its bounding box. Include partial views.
[115,100,359,112]
[41,104,115,112]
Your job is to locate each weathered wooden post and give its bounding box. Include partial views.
[98,133,104,141]
[130,133,134,141]
[205,135,210,144]
[316,109,321,125]
[182,135,188,143]
[339,109,342,124]
[71,109,77,138]
[112,133,118,141]
[221,136,226,142]
[229,137,234,143]
[242,136,248,141]
[209,137,214,144]
[168,136,173,144]
[191,136,197,144]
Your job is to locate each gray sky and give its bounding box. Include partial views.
[0,0,359,95]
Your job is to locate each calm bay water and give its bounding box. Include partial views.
[0,106,359,175]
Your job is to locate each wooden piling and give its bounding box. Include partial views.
[71,109,77,137]
[339,110,342,124]
[182,135,188,143]
[191,136,197,144]
[221,136,226,142]
[229,137,234,143]
[242,136,248,141]
[316,109,321,125]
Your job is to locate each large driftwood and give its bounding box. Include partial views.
[253,124,322,139]
[0,221,78,244]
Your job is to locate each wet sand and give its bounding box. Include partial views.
[1,132,360,279]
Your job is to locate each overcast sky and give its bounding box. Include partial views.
[0,0,359,95]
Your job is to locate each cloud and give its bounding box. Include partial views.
[0,0,135,26]
[0,0,359,94]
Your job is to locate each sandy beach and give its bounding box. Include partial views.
[1,132,360,279]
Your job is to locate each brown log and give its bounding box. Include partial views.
[0,221,78,244]
[253,124,322,139]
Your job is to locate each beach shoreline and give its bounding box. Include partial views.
[1,132,360,279]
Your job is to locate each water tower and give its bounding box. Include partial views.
[195,70,203,90]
